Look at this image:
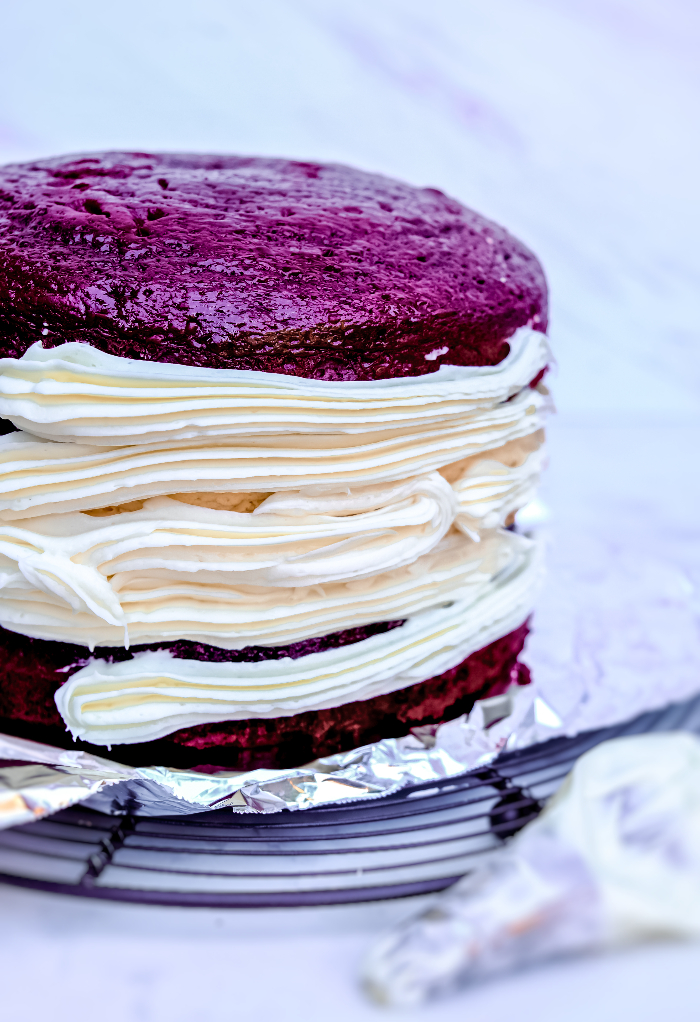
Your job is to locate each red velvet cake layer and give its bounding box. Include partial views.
[0,622,530,770]
[0,153,547,380]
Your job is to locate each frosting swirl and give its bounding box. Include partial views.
[0,388,547,520]
[0,328,550,744]
[0,525,519,650]
[55,533,542,746]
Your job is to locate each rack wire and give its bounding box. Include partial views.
[2,694,699,907]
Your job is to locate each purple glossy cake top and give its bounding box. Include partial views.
[0,153,547,380]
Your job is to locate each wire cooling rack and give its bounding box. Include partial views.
[2,694,700,907]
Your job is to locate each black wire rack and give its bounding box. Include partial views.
[2,694,700,907]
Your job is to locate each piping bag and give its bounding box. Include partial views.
[363,731,700,1007]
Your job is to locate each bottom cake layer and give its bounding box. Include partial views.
[0,622,530,770]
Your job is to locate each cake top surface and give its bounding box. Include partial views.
[0,152,547,379]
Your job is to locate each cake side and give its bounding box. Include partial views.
[0,622,530,770]
[0,153,550,771]
[0,153,547,380]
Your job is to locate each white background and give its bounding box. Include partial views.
[1,2,700,1019]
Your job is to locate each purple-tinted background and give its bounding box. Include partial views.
[1,3,699,1021]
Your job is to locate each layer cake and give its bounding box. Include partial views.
[0,153,549,769]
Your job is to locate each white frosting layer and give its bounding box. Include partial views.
[0,331,549,735]
[0,327,549,445]
[0,523,520,650]
[0,438,543,653]
[448,432,545,535]
[0,328,549,520]
[55,533,542,746]
[0,384,548,520]
[0,473,455,618]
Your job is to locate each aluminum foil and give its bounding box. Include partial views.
[0,683,564,828]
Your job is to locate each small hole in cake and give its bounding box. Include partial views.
[83,198,110,217]
[82,499,146,517]
[171,492,272,513]
[147,207,167,221]
[157,178,169,190]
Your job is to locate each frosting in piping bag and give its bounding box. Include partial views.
[54,533,542,746]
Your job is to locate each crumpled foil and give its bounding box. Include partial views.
[0,683,563,828]
[363,731,700,1007]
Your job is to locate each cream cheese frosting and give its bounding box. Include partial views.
[0,439,543,647]
[0,327,549,445]
[54,533,542,746]
[0,526,519,650]
[0,328,550,742]
[0,384,548,520]
[446,431,545,536]
[1,477,457,576]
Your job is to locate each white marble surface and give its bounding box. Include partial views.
[1,1,700,1018]
[4,878,700,1022]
